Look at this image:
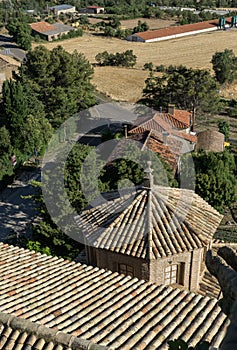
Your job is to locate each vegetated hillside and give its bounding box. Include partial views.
[41,29,237,102]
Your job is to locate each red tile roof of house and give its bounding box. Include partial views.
[174,109,192,126]
[133,18,231,41]
[146,132,182,170]
[172,130,197,143]
[131,110,190,133]
[129,110,197,144]
[30,21,56,33]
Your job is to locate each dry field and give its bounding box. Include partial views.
[93,66,149,101]
[40,29,237,102]
[88,17,177,30]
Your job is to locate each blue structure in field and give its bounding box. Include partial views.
[219,17,226,29]
[231,15,237,27]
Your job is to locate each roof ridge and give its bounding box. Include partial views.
[0,312,111,350]
[146,177,153,260]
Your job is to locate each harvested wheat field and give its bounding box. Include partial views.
[40,29,237,101]
[93,66,149,101]
[88,17,177,30]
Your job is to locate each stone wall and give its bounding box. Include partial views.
[87,246,204,290]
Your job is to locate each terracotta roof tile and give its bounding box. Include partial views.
[173,109,192,126]
[30,21,56,33]
[0,244,229,349]
[77,186,223,259]
[0,312,108,350]
[133,18,231,41]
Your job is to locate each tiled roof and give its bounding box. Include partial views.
[171,130,197,143]
[145,133,182,171]
[30,21,56,33]
[87,5,104,8]
[133,19,229,41]
[0,312,108,350]
[112,131,182,172]
[30,22,75,35]
[77,186,223,259]
[0,243,229,349]
[129,112,197,144]
[173,109,192,127]
[131,112,189,134]
[0,54,20,67]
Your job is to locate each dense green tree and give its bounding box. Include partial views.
[6,16,32,50]
[20,45,96,126]
[19,114,53,156]
[211,49,237,85]
[2,79,27,141]
[95,50,137,67]
[2,78,50,156]
[132,20,149,33]
[141,65,220,123]
[27,139,178,258]
[0,126,14,182]
[27,143,107,259]
[181,150,236,213]
[108,15,121,29]
[100,141,177,189]
[218,120,230,141]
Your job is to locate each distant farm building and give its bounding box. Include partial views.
[49,4,76,16]
[30,21,76,41]
[79,6,105,14]
[126,18,232,42]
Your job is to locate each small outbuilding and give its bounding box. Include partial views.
[196,130,225,153]
[79,6,105,14]
[49,4,76,16]
[30,21,76,41]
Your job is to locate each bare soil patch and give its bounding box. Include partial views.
[40,29,237,101]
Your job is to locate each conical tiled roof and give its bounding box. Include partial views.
[77,186,223,260]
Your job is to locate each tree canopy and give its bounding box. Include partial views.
[218,120,230,141]
[95,50,137,67]
[211,49,237,85]
[24,138,177,259]
[181,149,236,213]
[0,126,14,183]
[2,78,52,157]
[141,65,220,121]
[19,45,96,126]
[6,15,32,50]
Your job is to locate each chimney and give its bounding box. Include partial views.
[143,161,153,189]
[162,131,169,145]
[190,112,193,132]
[160,106,163,113]
[168,103,175,116]
[124,124,128,138]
